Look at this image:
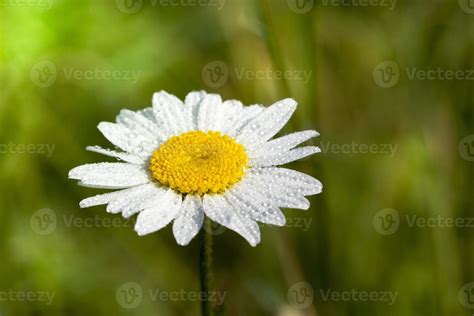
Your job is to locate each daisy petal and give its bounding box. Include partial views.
[250,146,321,167]
[116,109,167,143]
[80,183,165,217]
[79,184,153,208]
[153,91,190,136]
[236,98,297,147]
[86,146,145,164]
[122,187,173,219]
[185,91,206,126]
[250,167,323,196]
[185,91,206,108]
[226,182,286,226]
[134,189,182,236]
[69,163,150,189]
[98,122,157,157]
[248,130,319,156]
[214,99,250,132]
[172,195,204,246]
[245,175,311,210]
[138,108,158,122]
[196,93,224,132]
[217,100,244,134]
[107,185,167,217]
[225,105,264,137]
[203,194,260,246]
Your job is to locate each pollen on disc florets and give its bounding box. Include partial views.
[149,130,249,195]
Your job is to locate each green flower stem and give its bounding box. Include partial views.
[199,218,214,316]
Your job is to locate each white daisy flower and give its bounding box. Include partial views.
[69,91,322,246]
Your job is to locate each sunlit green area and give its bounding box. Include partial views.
[1,0,474,315]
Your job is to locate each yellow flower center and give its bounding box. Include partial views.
[149,131,248,195]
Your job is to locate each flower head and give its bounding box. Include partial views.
[69,91,322,246]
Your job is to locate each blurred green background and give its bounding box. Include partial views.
[1,0,474,315]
